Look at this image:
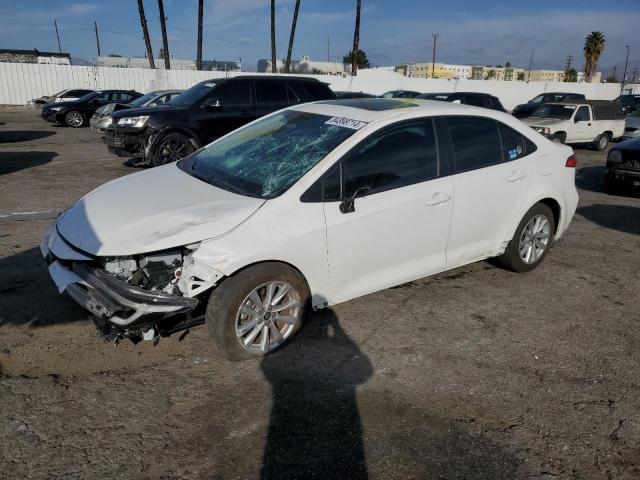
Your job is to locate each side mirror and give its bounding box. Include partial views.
[339,185,371,214]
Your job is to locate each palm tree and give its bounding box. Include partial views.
[270,0,277,73]
[284,0,300,73]
[158,0,170,69]
[196,0,203,70]
[584,31,605,82]
[137,0,155,68]
[351,0,362,76]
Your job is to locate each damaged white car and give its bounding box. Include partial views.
[42,98,579,360]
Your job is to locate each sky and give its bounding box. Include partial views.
[0,0,638,74]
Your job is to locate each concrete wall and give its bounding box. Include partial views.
[0,62,628,110]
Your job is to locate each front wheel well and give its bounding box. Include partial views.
[603,131,613,140]
[538,198,560,234]
[218,259,310,291]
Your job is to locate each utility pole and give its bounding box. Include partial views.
[94,21,101,57]
[431,33,439,78]
[621,45,630,94]
[137,0,155,69]
[632,67,639,84]
[53,19,62,54]
[564,54,572,73]
[527,49,534,82]
[158,0,170,69]
[196,0,203,70]
[270,0,277,72]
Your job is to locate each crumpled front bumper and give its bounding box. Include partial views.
[41,225,198,327]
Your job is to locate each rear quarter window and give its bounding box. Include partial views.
[498,123,537,160]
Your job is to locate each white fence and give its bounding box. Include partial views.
[0,62,629,110]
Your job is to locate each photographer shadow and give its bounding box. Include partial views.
[260,307,372,479]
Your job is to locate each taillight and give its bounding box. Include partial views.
[565,154,577,168]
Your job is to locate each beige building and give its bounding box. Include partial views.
[395,63,471,79]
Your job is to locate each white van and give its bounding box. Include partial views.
[523,100,624,150]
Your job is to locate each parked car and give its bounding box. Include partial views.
[523,100,624,150]
[604,137,640,192]
[334,91,377,99]
[42,90,143,128]
[90,90,183,134]
[107,76,335,166]
[42,98,578,359]
[621,110,640,140]
[512,92,586,119]
[417,92,506,112]
[380,90,422,99]
[27,88,94,109]
[614,95,640,116]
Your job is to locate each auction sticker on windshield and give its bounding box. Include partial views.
[325,117,368,130]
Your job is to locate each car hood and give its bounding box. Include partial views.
[56,163,265,256]
[112,104,177,118]
[614,136,640,152]
[522,117,565,127]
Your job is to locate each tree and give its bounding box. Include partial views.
[605,73,619,83]
[485,69,496,80]
[158,0,170,69]
[343,49,370,69]
[516,71,525,81]
[137,0,155,68]
[583,31,605,82]
[284,0,300,73]
[270,0,277,73]
[505,61,512,68]
[351,0,362,75]
[564,68,578,82]
[196,0,203,70]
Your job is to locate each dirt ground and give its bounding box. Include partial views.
[1,106,639,479]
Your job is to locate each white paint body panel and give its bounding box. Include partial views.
[523,104,625,143]
[51,100,579,309]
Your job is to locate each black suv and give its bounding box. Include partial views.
[107,76,335,166]
[416,92,506,112]
[41,90,143,128]
[512,92,586,118]
[614,95,640,115]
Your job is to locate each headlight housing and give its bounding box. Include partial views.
[117,115,149,128]
[607,149,622,164]
[533,126,550,135]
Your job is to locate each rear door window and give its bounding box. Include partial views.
[498,123,537,160]
[447,116,502,173]
[256,81,288,106]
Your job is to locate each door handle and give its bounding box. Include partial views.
[508,172,527,182]
[426,193,451,206]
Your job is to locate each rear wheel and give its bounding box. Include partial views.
[65,110,86,128]
[593,133,609,151]
[497,203,555,273]
[151,132,196,167]
[206,263,309,361]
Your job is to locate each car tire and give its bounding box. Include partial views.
[205,262,309,361]
[65,110,86,128]
[497,203,555,273]
[151,132,196,167]
[550,133,565,144]
[593,133,609,151]
[604,173,618,194]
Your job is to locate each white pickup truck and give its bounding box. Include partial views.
[522,100,625,150]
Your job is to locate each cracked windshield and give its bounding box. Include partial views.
[179,110,360,198]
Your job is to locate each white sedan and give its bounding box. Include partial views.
[42,98,579,359]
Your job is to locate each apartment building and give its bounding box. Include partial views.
[258,56,346,75]
[395,63,471,79]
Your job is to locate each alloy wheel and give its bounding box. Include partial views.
[235,281,301,354]
[67,111,83,127]
[159,138,190,163]
[518,214,551,264]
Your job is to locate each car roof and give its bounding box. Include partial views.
[198,75,325,85]
[291,98,510,123]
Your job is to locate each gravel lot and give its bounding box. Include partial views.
[1,106,639,479]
